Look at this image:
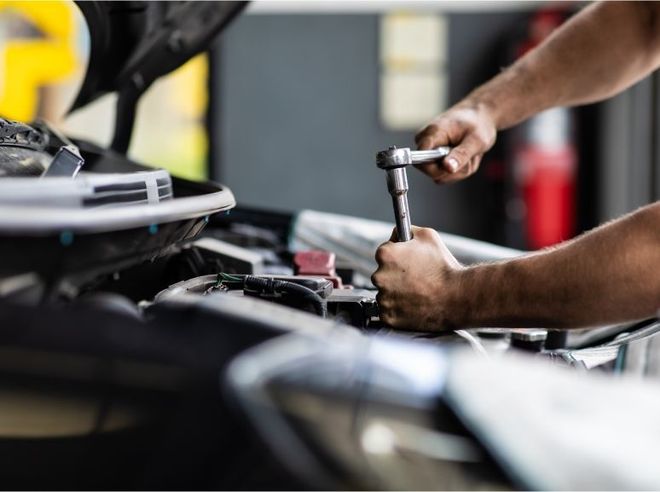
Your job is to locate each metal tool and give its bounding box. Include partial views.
[376,147,486,341]
[376,145,451,241]
[42,145,85,178]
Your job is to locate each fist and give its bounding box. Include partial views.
[371,226,463,331]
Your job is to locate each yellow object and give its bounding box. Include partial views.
[0,1,210,180]
[171,54,208,119]
[131,54,210,181]
[0,0,77,122]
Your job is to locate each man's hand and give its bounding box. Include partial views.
[414,103,497,184]
[371,226,463,331]
[413,2,660,186]
[373,203,660,331]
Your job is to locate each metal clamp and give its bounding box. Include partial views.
[42,145,85,178]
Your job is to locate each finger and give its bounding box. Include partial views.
[416,135,434,151]
[416,130,473,175]
[456,154,482,178]
[376,291,392,310]
[444,133,486,174]
[415,124,440,149]
[471,154,483,173]
[410,226,435,240]
[371,270,382,288]
[374,242,395,266]
[414,161,446,181]
[415,163,463,184]
[432,154,483,184]
[415,123,452,151]
[382,306,406,329]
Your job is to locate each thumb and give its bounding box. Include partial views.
[444,134,484,174]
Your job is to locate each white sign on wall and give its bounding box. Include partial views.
[379,12,448,131]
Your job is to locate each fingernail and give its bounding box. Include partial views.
[446,158,459,173]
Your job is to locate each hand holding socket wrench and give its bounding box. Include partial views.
[375,145,487,348]
[376,146,451,242]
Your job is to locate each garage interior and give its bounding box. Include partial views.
[0,1,658,490]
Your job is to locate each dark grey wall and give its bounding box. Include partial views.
[597,75,660,223]
[213,11,528,240]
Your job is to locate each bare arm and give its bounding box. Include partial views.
[417,1,660,183]
[372,202,660,330]
[474,1,660,128]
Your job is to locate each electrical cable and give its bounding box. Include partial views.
[243,275,326,318]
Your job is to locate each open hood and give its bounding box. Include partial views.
[70,1,247,152]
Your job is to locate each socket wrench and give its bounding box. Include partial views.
[376,145,451,241]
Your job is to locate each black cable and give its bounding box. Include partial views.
[243,275,327,318]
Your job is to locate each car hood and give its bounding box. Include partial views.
[70,0,247,113]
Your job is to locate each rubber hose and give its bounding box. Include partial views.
[244,276,327,318]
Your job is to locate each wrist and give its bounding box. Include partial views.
[437,265,472,330]
[442,262,504,329]
[455,88,504,132]
[460,61,540,130]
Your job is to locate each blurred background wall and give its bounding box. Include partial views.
[212,7,529,243]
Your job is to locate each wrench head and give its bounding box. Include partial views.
[376,147,412,169]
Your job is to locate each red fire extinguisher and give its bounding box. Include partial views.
[511,8,577,250]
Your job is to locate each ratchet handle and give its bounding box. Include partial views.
[410,146,451,164]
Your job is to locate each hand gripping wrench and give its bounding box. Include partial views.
[375,146,485,347]
[376,146,451,242]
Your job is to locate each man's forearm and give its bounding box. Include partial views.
[449,202,660,329]
[463,2,660,130]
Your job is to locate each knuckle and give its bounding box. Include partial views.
[374,248,385,265]
[415,227,437,240]
[415,123,438,141]
[422,121,453,144]
[471,128,496,151]
[372,270,398,291]
[375,244,393,263]
[479,125,497,144]
[374,247,384,264]
[450,146,470,162]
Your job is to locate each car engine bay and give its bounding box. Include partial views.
[0,1,659,490]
